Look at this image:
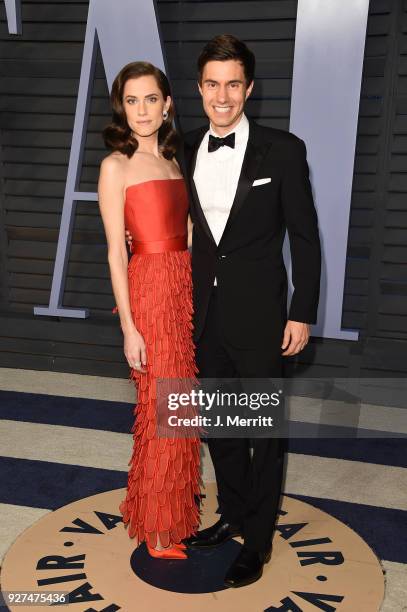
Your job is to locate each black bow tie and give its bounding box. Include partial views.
[208,132,235,152]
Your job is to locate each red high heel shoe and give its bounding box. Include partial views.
[146,543,188,559]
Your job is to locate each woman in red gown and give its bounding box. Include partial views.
[98,61,201,559]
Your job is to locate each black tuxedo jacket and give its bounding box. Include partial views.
[181,118,321,349]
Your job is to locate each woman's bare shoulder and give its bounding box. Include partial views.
[100,151,125,171]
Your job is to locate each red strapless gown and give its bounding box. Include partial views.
[118,178,201,548]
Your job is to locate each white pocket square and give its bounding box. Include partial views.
[253,177,271,186]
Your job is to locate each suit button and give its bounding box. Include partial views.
[218,255,226,260]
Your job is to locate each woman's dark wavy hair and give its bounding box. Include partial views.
[103,61,178,159]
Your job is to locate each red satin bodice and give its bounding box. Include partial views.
[124,178,188,254]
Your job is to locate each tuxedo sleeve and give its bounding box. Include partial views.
[281,137,321,324]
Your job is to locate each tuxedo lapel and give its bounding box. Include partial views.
[184,119,272,250]
[184,126,217,247]
[218,120,272,247]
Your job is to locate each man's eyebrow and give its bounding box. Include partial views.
[203,79,243,84]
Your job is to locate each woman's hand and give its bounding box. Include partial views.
[125,228,133,251]
[124,327,147,373]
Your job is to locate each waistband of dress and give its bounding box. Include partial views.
[131,235,188,254]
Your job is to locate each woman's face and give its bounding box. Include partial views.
[122,75,170,139]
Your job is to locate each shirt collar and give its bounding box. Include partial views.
[208,113,249,144]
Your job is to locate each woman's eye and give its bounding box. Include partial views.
[148,97,158,103]
[127,99,136,104]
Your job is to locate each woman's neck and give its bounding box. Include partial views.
[134,132,160,157]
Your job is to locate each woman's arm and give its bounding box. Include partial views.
[98,156,147,371]
[187,214,193,249]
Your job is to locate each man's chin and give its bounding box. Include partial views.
[209,115,239,129]
[208,107,244,127]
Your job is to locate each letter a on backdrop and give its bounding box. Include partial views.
[33,0,166,318]
[3,0,21,34]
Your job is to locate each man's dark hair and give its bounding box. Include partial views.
[197,34,255,87]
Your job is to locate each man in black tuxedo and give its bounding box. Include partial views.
[183,34,321,588]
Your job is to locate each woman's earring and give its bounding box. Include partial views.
[163,110,169,120]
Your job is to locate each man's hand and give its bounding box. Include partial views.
[281,320,310,356]
[125,228,133,251]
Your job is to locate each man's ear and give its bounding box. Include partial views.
[246,80,254,100]
[197,80,203,97]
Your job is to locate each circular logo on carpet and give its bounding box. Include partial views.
[1,483,384,611]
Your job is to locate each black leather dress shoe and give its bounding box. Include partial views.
[185,518,242,548]
[224,545,272,588]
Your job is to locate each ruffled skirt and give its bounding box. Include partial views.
[118,250,201,548]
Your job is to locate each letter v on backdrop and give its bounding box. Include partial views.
[3,0,368,340]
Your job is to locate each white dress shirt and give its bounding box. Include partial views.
[193,113,249,284]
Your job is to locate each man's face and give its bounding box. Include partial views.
[198,60,253,135]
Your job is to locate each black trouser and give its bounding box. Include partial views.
[195,287,286,553]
